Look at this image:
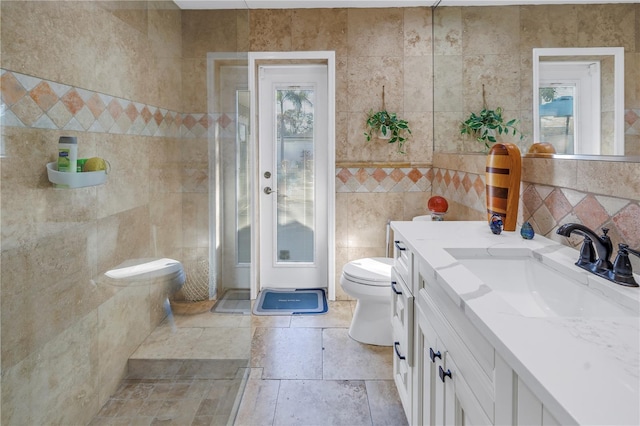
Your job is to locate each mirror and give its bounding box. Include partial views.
[532,47,624,156]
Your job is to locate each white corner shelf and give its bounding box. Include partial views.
[46,162,107,188]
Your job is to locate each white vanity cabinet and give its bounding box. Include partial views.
[391,238,414,420]
[390,221,639,426]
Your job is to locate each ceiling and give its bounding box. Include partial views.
[173,0,638,9]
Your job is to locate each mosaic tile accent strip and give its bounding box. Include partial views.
[336,166,432,193]
[431,168,486,214]
[625,109,640,135]
[434,166,640,251]
[0,69,227,139]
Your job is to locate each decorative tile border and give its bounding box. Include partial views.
[336,166,432,193]
[434,166,640,250]
[0,69,232,139]
[431,168,487,214]
[625,109,640,135]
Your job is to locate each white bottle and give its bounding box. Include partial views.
[57,136,77,173]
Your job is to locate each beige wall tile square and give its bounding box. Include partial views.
[347,8,403,58]
[404,7,433,57]
[292,9,348,57]
[462,7,520,55]
[249,9,293,51]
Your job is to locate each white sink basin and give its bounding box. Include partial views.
[449,252,633,318]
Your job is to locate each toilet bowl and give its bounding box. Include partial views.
[340,257,394,346]
[102,257,186,295]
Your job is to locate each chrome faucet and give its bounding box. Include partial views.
[557,223,639,287]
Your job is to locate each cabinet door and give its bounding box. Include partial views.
[444,353,492,426]
[417,304,442,426]
[393,340,412,421]
[391,270,413,365]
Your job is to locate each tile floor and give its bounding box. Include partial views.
[90,300,408,426]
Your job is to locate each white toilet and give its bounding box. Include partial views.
[340,257,395,346]
[341,216,434,346]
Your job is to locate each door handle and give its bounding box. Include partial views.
[263,186,276,195]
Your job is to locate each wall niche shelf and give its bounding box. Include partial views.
[46,162,107,188]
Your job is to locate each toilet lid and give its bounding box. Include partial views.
[343,257,393,286]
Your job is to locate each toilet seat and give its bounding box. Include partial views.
[342,257,393,287]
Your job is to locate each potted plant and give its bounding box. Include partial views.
[364,109,412,153]
[460,106,522,151]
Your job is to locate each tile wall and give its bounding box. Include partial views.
[0,2,187,424]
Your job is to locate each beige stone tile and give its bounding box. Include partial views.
[251,327,323,379]
[130,325,251,360]
[404,7,432,57]
[403,111,433,164]
[335,112,350,163]
[346,111,375,162]
[347,8,403,59]
[577,4,636,50]
[147,2,182,59]
[249,9,293,51]
[173,312,250,329]
[347,55,404,116]
[97,135,150,218]
[347,192,404,248]
[274,379,372,426]
[335,192,349,248]
[521,157,578,188]
[335,57,349,114]
[290,301,352,328]
[182,10,240,58]
[323,328,393,380]
[462,54,521,114]
[403,191,432,220]
[234,379,280,426]
[433,6,462,56]
[1,312,100,426]
[433,111,466,153]
[182,193,209,250]
[576,160,640,201]
[404,56,432,113]
[98,285,151,402]
[292,9,348,57]
[462,6,520,55]
[182,58,208,113]
[366,380,408,425]
[96,206,152,275]
[154,55,183,113]
[433,55,462,113]
[520,5,578,53]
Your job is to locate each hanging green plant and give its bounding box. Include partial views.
[364,87,412,153]
[460,85,522,150]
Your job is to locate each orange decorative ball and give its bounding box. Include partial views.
[427,196,448,213]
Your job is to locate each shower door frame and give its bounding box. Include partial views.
[248,51,336,301]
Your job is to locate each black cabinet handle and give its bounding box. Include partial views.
[394,241,406,251]
[391,281,402,295]
[394,342,406,360]
[429,347,441,363]
[439,366,452,382]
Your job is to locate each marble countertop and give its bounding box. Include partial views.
[391,220,640,426]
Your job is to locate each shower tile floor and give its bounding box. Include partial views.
[90,300,407,426]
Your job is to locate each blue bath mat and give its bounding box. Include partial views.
[253,288,328,316]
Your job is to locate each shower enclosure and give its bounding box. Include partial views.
[207,53,251,303]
